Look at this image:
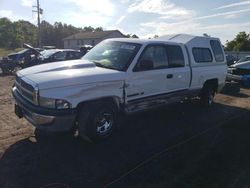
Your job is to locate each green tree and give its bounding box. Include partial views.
[0,17,15,48]
[153,34,159,38]
[0,17,114,49]
[225,32,250,51]
[15,20,37,46]
[95,27,104,32]
[126,33,139,38]
[0,18,37,48]
[83,26,95,32]
[40,20,54,46]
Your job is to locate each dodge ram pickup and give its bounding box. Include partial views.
[12,34,227,141]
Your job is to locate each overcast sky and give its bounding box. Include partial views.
[1,0,250,44]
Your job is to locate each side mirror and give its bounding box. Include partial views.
[135,59,153,71]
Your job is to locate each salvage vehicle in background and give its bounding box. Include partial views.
[7,45,43,62]
[0,46,83,74]
[12,34,227,142]
[237,55,250,64]
[79,45,93,56]
[0,44,42,74]
[227,60,250,86]
[225,54,236,66]
[37,49,83,64]
[0,58,22,74]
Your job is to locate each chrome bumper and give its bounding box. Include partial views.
[20,105,55,125]
[226,73,242,82]
[13,87,76,132]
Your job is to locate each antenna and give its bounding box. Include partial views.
[32,0,43,47]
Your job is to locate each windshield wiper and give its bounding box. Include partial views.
[92,60,120,71]
[93,61,108,68]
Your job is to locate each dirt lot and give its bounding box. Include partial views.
[0,75,250,188]
[0,76,32,157]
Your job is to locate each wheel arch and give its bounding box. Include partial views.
[202,78,219,93]
[76,96,122,113]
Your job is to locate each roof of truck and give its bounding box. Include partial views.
[108,34,220,45]
[157,34,219,44]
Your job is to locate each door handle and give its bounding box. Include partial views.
[166,74,173,79]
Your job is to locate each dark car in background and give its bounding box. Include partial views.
[227,60,250,86]
[79,45,93,56]
[226,54,236,66]
[37,49,83,64]
[0,44,83,75]
[237,55,250,64]
[0,44,42,74]
[7,46,43,62]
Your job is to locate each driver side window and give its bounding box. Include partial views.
[134,45,168,71]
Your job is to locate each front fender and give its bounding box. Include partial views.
[39,80,124,108]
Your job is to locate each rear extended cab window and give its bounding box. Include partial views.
[192,48,213,63]
[210,40,224,62]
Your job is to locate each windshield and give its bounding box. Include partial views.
[40,50,58,58]
[82,41,141,71]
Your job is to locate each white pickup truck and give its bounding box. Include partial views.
[12,34,227,141]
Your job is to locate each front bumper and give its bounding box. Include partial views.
[12,87,77,132]
[226,73,242,82]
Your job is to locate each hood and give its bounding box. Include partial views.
[18,59,125,89]
[7,53,23,61]
[23,43,41,55]
[231,61,250,69]
[8,52,19,56]
[8,52,23,57]
[8,53,19,60]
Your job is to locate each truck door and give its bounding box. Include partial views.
[166,45,190,91]
[125,44,177,103]
[125,44,191,111]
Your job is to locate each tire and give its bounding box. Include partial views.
[200,84,216,107]
[0,67,3,75]
[78,101,117,142]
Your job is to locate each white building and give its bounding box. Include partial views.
[63,30,127,49]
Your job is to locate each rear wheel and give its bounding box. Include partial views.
[200,84,216,107]
[78,101,117,142]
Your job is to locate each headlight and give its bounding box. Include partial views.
[39,96,56,109]
[39,96,71,109]
[55,99,71,109]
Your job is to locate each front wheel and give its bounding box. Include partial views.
[78,101,117,142]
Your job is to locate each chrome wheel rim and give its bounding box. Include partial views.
[95,112,113,135]
[0,68,3,74]
[208,93,214,105]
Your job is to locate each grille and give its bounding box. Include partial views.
[15,75,35,103]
